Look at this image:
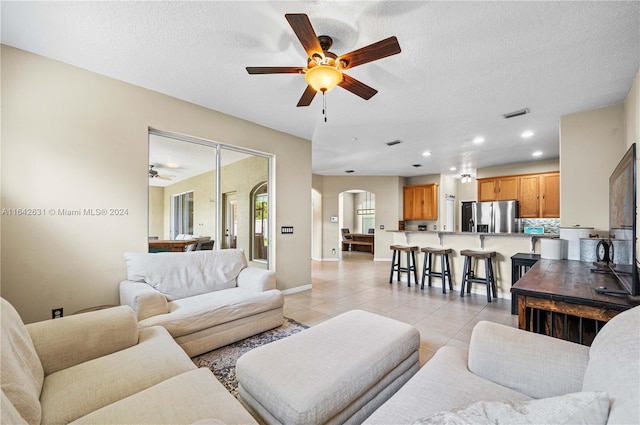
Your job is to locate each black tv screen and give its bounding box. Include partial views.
[609,143,639,296]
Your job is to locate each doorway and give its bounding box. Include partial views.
[339,190,375,259]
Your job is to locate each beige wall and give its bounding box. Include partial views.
[560,104,626,233]
[1,46,311,322]
[625,68,640,147]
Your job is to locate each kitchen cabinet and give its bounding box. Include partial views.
[518,172,560,218]
[477,176,519,201]
[519,175,541,218]
[403,184,438,220]
[480,171,560,218]
[540,172,560,217]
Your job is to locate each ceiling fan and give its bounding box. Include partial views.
[148,165,174,180]
[246,13,401,107]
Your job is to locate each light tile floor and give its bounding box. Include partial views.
[284,251,518,366]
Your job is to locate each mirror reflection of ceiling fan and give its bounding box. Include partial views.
[148,164,175,180]
[246,13,401,107]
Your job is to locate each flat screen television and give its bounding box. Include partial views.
[607,143,640,296]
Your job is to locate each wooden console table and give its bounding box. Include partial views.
[511,259,639,345]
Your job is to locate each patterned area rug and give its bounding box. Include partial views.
[192,318,309,397]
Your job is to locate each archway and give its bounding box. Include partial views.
[339,190,376,259]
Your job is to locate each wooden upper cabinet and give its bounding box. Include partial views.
[497,176,519,200]
[403,184,438,220]
[477,176,519,201]
[479,171,559,218]
[540,172,560,218]
[477,179,497,202]
[519,175,540,218]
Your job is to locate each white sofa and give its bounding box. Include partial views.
[0,298,258,425]
[120,249,284,357]
[364,305,640,424]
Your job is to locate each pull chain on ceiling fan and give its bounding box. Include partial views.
[246,13,401,111]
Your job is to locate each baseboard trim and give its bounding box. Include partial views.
[281,284,312,295]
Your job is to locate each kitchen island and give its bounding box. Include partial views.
[388,230,558,301]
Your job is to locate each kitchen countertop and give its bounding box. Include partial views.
[388,230,559,238]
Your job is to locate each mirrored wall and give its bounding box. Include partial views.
[148,130,271,268]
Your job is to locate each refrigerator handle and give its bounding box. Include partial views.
[490,203,494,233]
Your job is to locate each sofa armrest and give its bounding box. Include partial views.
[468,321,590,399]
[26,305,139,375]
[237,267,276,292]
[119,280,169,320]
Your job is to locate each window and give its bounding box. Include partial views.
[252,182,268,262]
[171,191,194,239]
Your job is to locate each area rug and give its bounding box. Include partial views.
[192,318,309,397]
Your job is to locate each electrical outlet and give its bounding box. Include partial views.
[331,248,336,255]
[52,308,63,319]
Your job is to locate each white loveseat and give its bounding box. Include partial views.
[0,298,257,425]
[364,305,640,424]
[120,249,284,357]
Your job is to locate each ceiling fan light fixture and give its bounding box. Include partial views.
[305,64,342,93]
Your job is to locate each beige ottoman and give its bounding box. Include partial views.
[236,310,420,425]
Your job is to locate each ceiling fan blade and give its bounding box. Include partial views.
[338,74,378,100]
[338,36,401,70]
[297,85,317,107]
[285,14,323,58]
[246,66,305,75]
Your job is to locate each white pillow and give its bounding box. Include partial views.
[412,391,609,425]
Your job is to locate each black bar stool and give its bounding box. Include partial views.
[389,245,419,287]
[460,250,497,302]
[420,247,454,293]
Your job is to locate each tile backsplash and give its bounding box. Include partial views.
[522,218,560,234]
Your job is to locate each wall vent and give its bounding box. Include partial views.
[502,108,530,119]
[386,140,402,146]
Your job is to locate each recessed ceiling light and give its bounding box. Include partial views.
[532,151,543,157]
[472,136,484,144]
[450,166,457,171]
[422,151,431,157]
[521,130,534,138]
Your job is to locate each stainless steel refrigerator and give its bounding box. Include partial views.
[472,200,520,233]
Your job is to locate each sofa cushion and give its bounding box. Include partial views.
[39,326,196,424]
[138,287,284,336]
[582,306,640,424]
[69,368,257,425]
[412,391,609,425]
[363,346,531,424]
[0,298,44,425]
[1,389,28,425]
[124,249,247,301]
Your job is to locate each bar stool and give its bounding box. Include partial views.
[460,250,497,302]
[389,245,419,287]
[420,247,454,293]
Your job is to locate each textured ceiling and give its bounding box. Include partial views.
[2,1,639,178]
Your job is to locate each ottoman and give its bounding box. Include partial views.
[236,310,420,425]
